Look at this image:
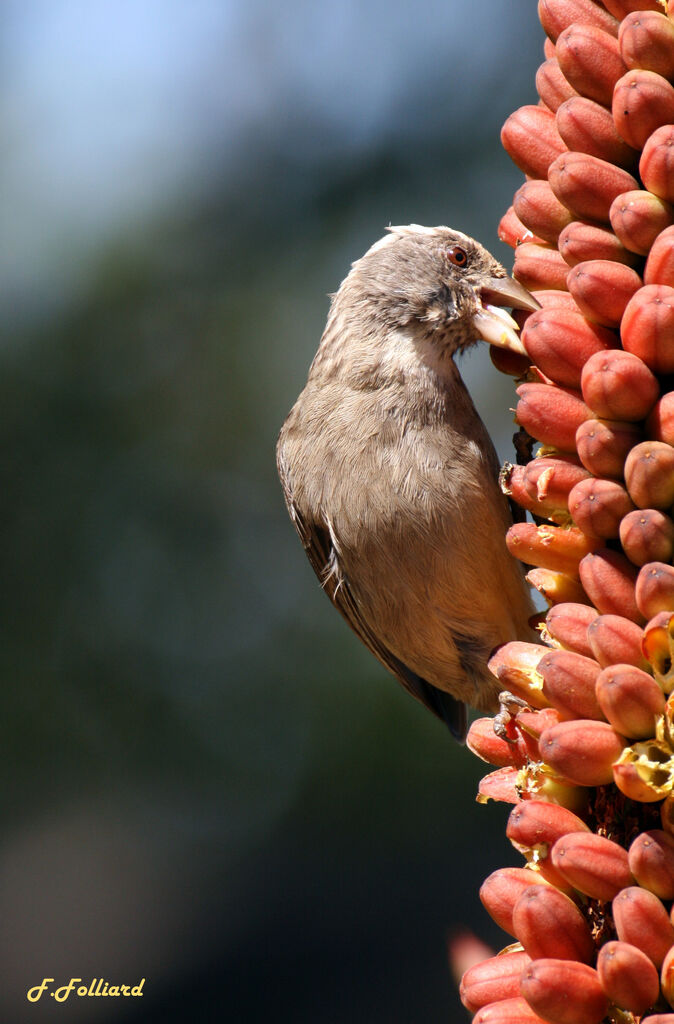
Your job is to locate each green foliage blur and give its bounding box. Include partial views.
[0,2,544,1019]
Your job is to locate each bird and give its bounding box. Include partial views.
[276,224,540,740]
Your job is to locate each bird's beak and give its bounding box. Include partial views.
[472,275,541,356]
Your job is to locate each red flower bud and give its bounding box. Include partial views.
[460,950,531,1013]
[568,477,634,540]
[516,383,590,450]
[556,23,626,107]
[537,649,604,721]
[597,940,661,1016]
[502,105,566,180]
[567,259,642,326]
[579,549,642,623]
[622,284,674,375]
[625,441,674,510]
[540,719,626,786]
[575,417,642,479]
[610,189,674,257]
[619,10,674,80]
[587,613,646,669]
[549,152,638,225]
[545,602,597,658]
[613,885,674,967]
[620,509,674,567]
[512,884,595,962]
[520,959,607,1024]
[629,830,674,900]
[480,867,550,936]
[523,308,616,389]
[558,219,639,267]
[550,831,633,900]
[640,124,674,205]
[538,0,618,42]
[612,69,674,151]
[636,562,674,620]
[595,663,665,739]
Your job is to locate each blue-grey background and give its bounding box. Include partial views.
[1,2,544,1020]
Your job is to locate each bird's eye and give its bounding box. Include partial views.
[446,245,468,268]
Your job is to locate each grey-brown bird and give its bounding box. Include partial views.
[277,225,540,739]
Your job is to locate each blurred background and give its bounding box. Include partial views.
[1,1,545,1019]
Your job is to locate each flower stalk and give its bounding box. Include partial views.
[463,2,674,1021]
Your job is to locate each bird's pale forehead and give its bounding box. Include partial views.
[366,224,479,257]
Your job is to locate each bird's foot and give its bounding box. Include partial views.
[493,690,531,742]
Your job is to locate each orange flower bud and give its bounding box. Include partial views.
[568,477,634,540]
[545,602,597,658]
[596,663,665,738]
[640,125,674,204]
[520,959,607,1024]
[558,219,639,267]
[587,613,646,669]
[480,867,550,936]
[575,417,642,479]
[612,885,674,967]
[597,940,661,1016]
[628,829,674,900]
[622,284,674,375]
[508,523,600,576]
[567,259,642,326]
[612,69,674,151]
[625,441,674,510]
[540,719,626,786]
[516,383,590,450]
[548,152,639,225]
[620,509,674,567]
[527,568,591,607]
[460,950,531,1013]
[512,884,595,962]
[501,105,566,180]
[579,549,642,623]
[556,23,626,106]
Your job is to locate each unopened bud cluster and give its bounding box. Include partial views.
[463,1,674,1021]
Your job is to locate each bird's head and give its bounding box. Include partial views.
[350,224,540,357]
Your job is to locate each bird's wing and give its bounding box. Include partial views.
[277,448,467,740]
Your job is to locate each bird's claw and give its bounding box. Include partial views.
[493,690,531,742]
